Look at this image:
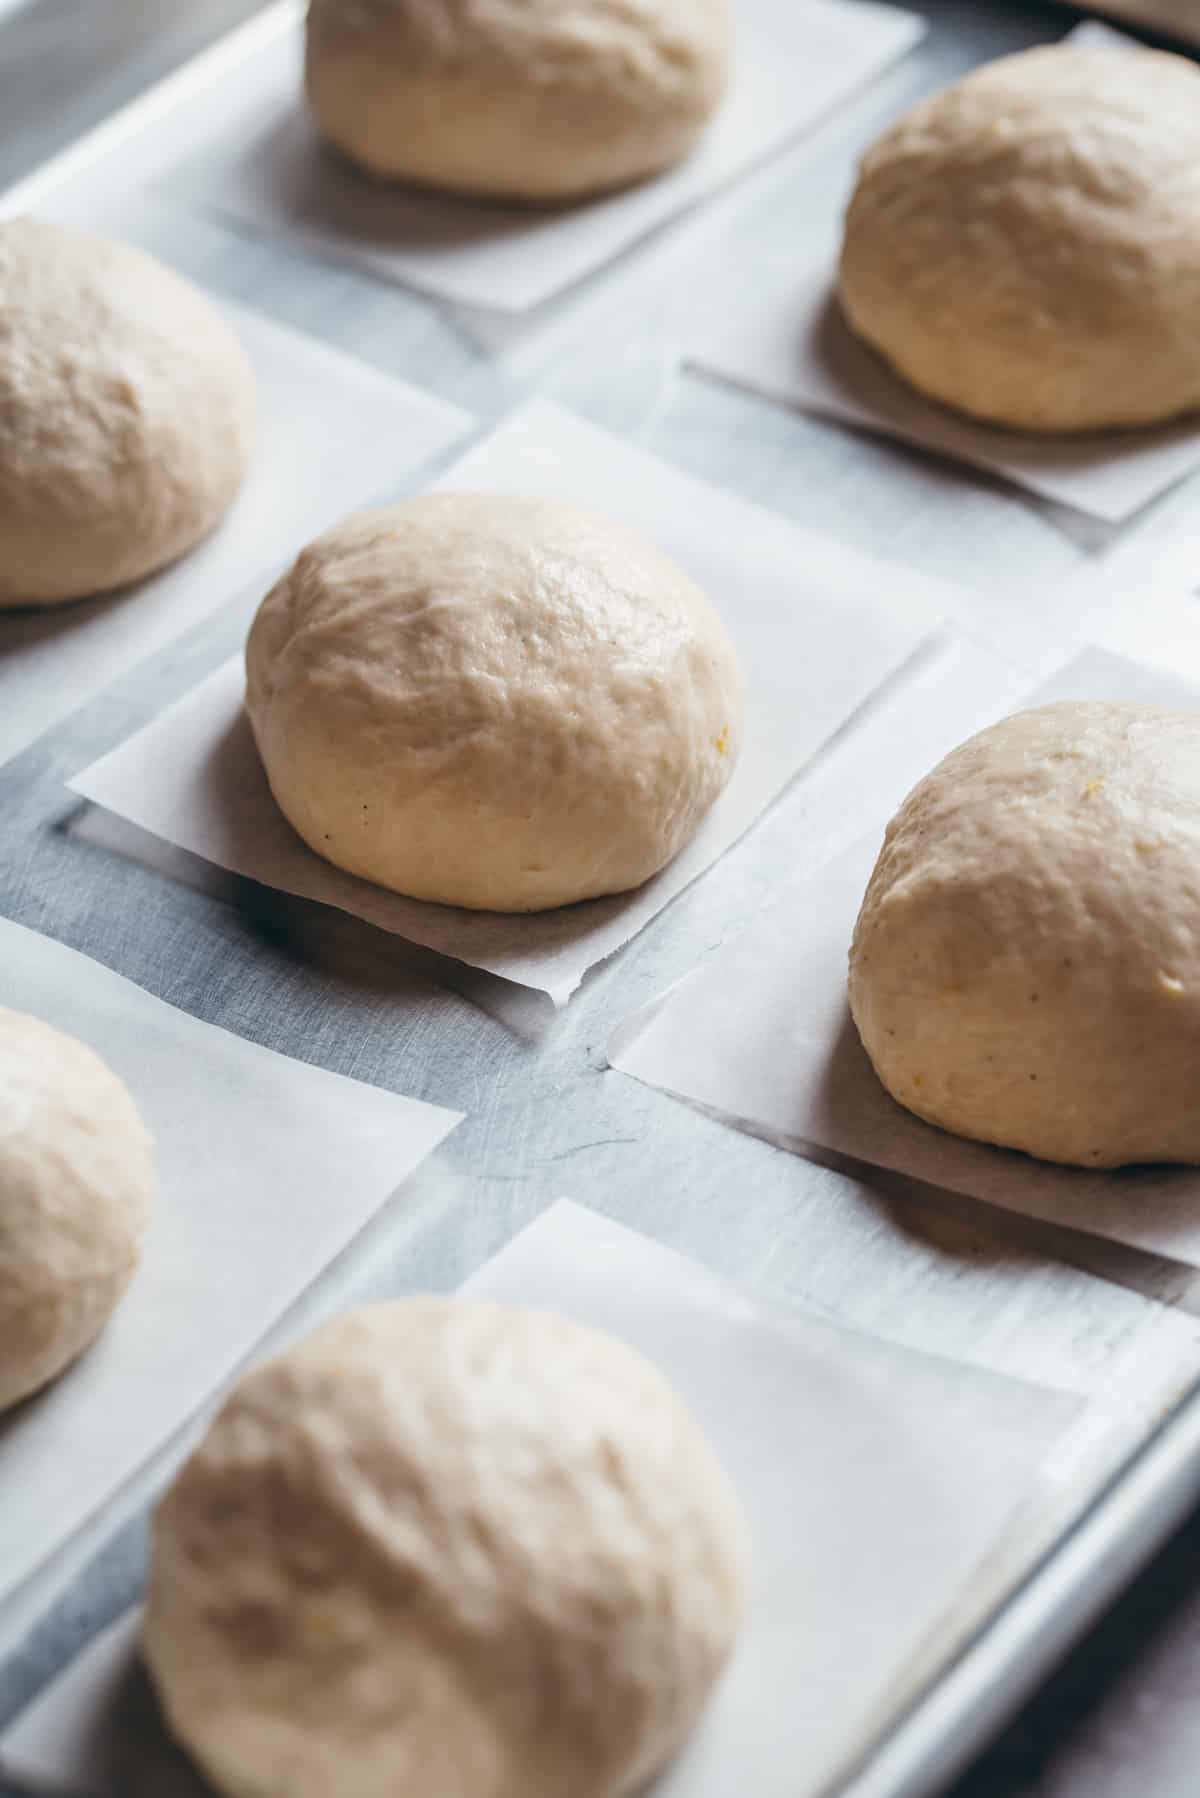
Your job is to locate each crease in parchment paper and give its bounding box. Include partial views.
[0,917,460,1623]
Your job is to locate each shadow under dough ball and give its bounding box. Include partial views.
[837,43,1200,433]
[303,0,732,202]
[0,216,255,607]
[0,1008,154,1409]
[849,701,1200,1169]
[144,1298,748,1798]
[244,491,744,913]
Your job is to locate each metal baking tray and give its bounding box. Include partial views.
[5,3,1200,1795]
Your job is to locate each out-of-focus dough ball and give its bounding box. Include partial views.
[144,1298,748,1798]
[304,0,731,202]
[244,492,743,912]
[849,701,1200,1168]
[0,1008,154,1408]
[838,45,1200,432]
[0,217,255,606]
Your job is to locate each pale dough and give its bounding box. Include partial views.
[144,1298,748,1798]
[0,1008,154,1409]
[244,492,743,912]
[838,45,1200,433]
[304,0,731,202]
[849,701,1200,1169]
[0,217,255,606]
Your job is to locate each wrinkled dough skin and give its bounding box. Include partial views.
[0,216,255,606]
[849,702,1200,1169]
[145,1299,748,1798]
[304,0,731,201]
[0,1008,154,1408]
[838,45,1200,433]
[244,492,743,912]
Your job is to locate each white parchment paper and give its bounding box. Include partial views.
[0,917,460,1621]
[175,0,925,316]
[1072,5,1200,43]
[612,646,1200,1268]
[0,1202,1076,1798]
[687,25,1200,526]
[690,242,1200,525]
[69,401,946,1005]
[0,300,469,771]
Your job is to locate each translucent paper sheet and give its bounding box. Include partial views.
[612,647,1200,1268]
[0,920,460,1624]
[0,1203,1076,1798]
[69,402,946,1004]
[181,0,925,315]
[688,25,1200,525]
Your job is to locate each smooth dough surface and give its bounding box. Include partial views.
[837,45,1200,433]
[304,0,731,201]
[144,1298,748,1798]
[244,492,743,912]
[0,1008,154,1408]
[849,702,1200,1169]
[0,217,255,606]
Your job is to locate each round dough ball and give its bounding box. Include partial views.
[837,45,1200,433]
[304,0,731,202]
[0,1008,154,1409]
[849,701,1200,1169]
[144,1298,748,1798]
[244,493,743,912]
[0,216,255,606]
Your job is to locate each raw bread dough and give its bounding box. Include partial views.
[244,492,743,912]
[304,0,731,202]
[144,1298,748,1798]
[837,45,1200,433]
[849,701,1200,1169]
[0,217,255,606]
[0,1008,154,1409]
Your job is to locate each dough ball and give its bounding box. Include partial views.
[849,701,1200,1169]
[144,1298,748,1798]
[244,492,743,912]
[0,1008,154,1408]
[304,0,731,202]
[837,45,1200,433]
[0,217,255,606]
